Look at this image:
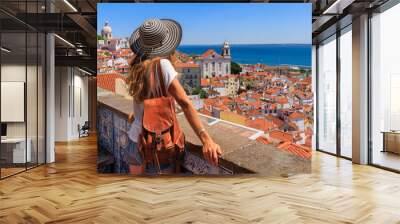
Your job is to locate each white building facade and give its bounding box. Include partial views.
[196,41,231,78]
[99,22,130,51]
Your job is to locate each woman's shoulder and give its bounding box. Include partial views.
[158,58,177,85]
[159,58,172,66]
[159,58,175,71]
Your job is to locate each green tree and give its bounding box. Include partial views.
[191,87,201,95]
[97,35,104,40]
[199,89,207,99]
[191,87,207,99]
[231,61,242,74]
[245,80,254,90]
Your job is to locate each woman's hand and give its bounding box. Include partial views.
[167,79,223,166]
[128,113,135,124]
[202,139,222,166]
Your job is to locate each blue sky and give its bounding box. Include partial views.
[97,3,311,45]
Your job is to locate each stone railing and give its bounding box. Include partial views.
[97,95,247,174]
[97,95,310,176]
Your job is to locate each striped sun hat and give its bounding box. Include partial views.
[129,19,182,58]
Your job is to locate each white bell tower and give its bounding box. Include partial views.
[221,41,231,58]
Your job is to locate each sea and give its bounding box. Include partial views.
[177,44,311,68]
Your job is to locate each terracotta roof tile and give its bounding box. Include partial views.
[288,112,305,120]
[201,49,221,58]
[245,118,275,132]
[97,73,127,93]
[256,136,270,144]
[211,81,225,88]
[265,115,285,127]
[201,79,210,87]
[277,142,311,159]
[175,62,200,68]
[269,130,293,143]
[276,97,288,105]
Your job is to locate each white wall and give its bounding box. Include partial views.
[1,65,26,139]
[1,63,46,164]
[71,73,89,138]
[1,65,41,138]
[54,66,89,141]
[55,66,69,141]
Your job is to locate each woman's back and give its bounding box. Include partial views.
[125,18,221,174]
[128,58,178,143]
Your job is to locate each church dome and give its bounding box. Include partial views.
[102,22,112,34]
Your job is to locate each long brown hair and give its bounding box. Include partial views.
[127,52,178,102]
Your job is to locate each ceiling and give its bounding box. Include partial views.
[311,0,390,43]
[0,0,395,73]
[0,0,97,73]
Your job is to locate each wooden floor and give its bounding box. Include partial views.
[1,167,26,178]
[1,136,400,224]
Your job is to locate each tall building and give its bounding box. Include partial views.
[226,75,240,97]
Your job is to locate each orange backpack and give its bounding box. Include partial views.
[138,58,185,174]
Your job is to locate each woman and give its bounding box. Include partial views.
[126,18,222,174]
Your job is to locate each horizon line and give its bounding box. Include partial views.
[98,39,309,46]
[97,34,310,46]
[178,43,311,46]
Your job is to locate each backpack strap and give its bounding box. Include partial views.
[147,62,157,98]
[156,59,168,97]
[147,58,168,98]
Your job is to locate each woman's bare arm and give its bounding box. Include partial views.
[168,79,222,166]
[128,113,135,123]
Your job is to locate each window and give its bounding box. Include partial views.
[370,3,400,171]
[339,27,352,158]
[317,35,337,154]
[315,23,353,159]
[0,1,46,179]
